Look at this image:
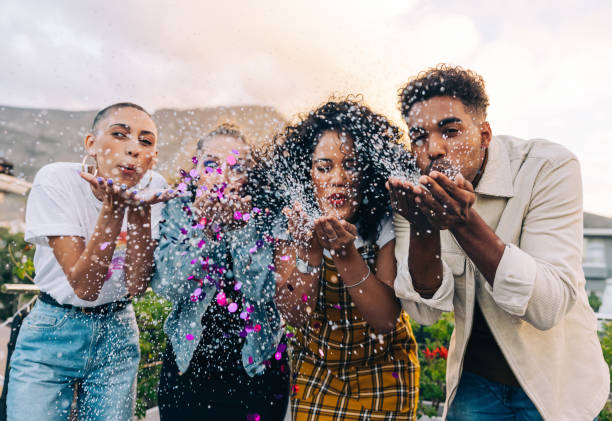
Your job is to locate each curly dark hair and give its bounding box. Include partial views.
[249,98,416,244]
[398,64,490,121]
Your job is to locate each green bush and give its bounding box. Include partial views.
[410,312,454,417]
[599,320,612,420]
[0,228,35,320]
[133,291,172,419]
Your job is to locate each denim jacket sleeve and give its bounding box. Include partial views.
[227,222,282,376]
[151,197,226,302]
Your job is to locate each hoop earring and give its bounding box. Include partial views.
[81,154,98,177]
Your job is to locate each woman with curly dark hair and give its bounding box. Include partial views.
[254,99,420,420]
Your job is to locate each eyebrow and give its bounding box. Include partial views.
[438,117,462,127]
[109,123,130,131]
[313,158,333,163]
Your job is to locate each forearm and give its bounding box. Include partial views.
[451,210,505,285]
[408,228,443,298]
[275,246,322,327]
[333,246,401,333]
[68,208,124,300]
[125,206,155,296]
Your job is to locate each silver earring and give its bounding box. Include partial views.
[81,154,98,177]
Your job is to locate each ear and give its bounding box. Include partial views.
[480,121,492,149]
[150,150,159,170]
[84,132,96,156]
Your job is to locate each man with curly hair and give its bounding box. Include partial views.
[389,65,609,420]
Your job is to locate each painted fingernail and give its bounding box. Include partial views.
[120,184,127,191]
[131,190,138,195]
[168,189,174,194]
[97,177,103,183]
[155,191,162,197]
[107,179,113,186]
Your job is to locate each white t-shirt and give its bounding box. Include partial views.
[25,162,167,307]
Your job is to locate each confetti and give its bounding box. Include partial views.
[242,213,251,221]
[177,182,187,192]
[185,334,194,341]
[231,149,240,155]
[189,168,198,178]
[254,324,262,332]
[226,155,237,166]
[319,348,324,358]
[392,371,399,379]
[216,291,227,307]
[249,247,257,254]
[280,255,290,261]
[100,242,110,250]
[228,302,238,313]
[234,281,243,291]
[274,352,282,360]
[302,294,308,303]
[248,356,254,364]
[240,311,249,320]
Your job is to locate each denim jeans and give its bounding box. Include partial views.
[6,300,140,421]
[447,370,542,421]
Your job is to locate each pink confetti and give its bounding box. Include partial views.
[205,167,214,173]
[228,302,238,313]
[242,213,251,221]
[240,311,249,320]
[234,281,243,291]
[249,247,257,254]
[248,356,254,364]
[197,239,206,248]
[226,155,237,165]
[274,351,282,360]
[234,211,243,220]
[216,291,227,307]
[318,348,324,358]
[247,305,254,313]
[333,304,341,310]
[189,169,198,178]
[177,182,187,192]
[100,242,110,250]
[302,294,308,303]
[252,207,261,214]
[280,255,290,261]
[185,334,194,341]
[216,168,222,174]
[254,324,262,332]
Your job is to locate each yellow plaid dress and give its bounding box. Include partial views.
[291,249,419,420]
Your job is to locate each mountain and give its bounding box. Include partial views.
[0,105,286,223]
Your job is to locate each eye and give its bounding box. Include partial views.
[203,160,218,168]
[230,163,245,173]
[343,161,359,173]
[315,165,331,173]
[139,138,153,146]
[112,131,127,139]
[443,127,460,138]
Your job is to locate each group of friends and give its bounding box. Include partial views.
[5,65,609,421]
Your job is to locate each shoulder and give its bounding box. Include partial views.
[33,162,81,186]
[497,135,577,168]
[31,162,85,198]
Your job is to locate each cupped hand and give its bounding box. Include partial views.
[313,215,357,255]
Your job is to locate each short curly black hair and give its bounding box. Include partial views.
[249,97,415,244]
[398,64,490,121]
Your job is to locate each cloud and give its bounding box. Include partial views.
[0,0,611,215]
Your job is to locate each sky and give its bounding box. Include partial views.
[1,0,611,216]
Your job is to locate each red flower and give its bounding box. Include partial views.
[439,346,448,360]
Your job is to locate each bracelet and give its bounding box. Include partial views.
[344,266,371,288]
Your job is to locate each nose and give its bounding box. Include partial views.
[125,139,140,158]
[427,133,446,162]
[329,166,350,186]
